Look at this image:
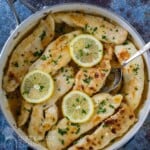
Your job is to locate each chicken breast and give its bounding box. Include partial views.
[3,15,55,92]
[42,66,75,108]
[28,104,58,142]
[17,100,33,127]
[27,66,75,141]
[53,12,128,44]
[73,44,113,96]
[46,93,123,150]
[115,41,144,110]
[69,103,136,150]
[29,30,82,75]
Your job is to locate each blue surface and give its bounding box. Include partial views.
[0,0,150,149]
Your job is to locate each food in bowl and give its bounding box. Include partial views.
[2,12,147,150]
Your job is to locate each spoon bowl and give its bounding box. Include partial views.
[102,42,150,92]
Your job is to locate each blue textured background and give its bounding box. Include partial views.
[0,0,149,149]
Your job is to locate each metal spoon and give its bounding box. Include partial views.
[101,41,150,92]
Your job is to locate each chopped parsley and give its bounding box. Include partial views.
[82,109,87,114]
[33,50,42,57]
[59,139,64,145]
[109,104,115,109]
[132,64,140,75]
[76,98,80,102]
[97,100,107,114]
[39,85,44,92]
[83,76,92,84]
[58,128,69,136]
[102,35,107,40]
[41,55,47,60]
[123,41,128,45]
[70,123,80,134]
[52,59,58,65]
[97,107,106,113]
[102,69,109,72]
[39,30,46,41]
[79,49,84,57]
[85,43,92,48]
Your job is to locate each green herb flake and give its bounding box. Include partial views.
[81,109,87,114]
[109,104,115,109]
[85,43,92,48]
[102,35,107,40]
[83,76,92,84]
[52,59,58,65]
[132,64,140,75]
[75,127,80,134]
[39,30,46,41]
[59,139,64,145]
[39,85,44,92]
[22,90,29,95]
[76,98,80,102]
[79,49,83,57]
[58,128,69,136]
[97,107,106,114]
[33,50,42,57]
[123,41,128,45]
[41,55,47,60]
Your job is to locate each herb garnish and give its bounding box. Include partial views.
[83,76,92,84]
[102,35,107,40]
[97,100,107,114]
[82,109,87,114]
[58,128,69,136]
[41,55,47,60]
[33,50,42,57]
[39,30,46,41]
[109,104,115,109]
[132,64,140,75]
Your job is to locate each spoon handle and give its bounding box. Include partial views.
[122,42,150,67]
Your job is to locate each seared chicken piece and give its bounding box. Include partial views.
[29,30,82,75]
[73,44,113,96]
[27,66,74,141]
[53,12,128,44]
[46,93,123,150]
[69,104,136,150]
[17,100,32,127]
[115,41,144,110]
[42,66,75,108]
[3,15,55,92]
[28,104,58,142]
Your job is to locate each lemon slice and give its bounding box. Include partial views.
[62,90,94,123]
[21,70,54,103]
[69,34,103,67]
